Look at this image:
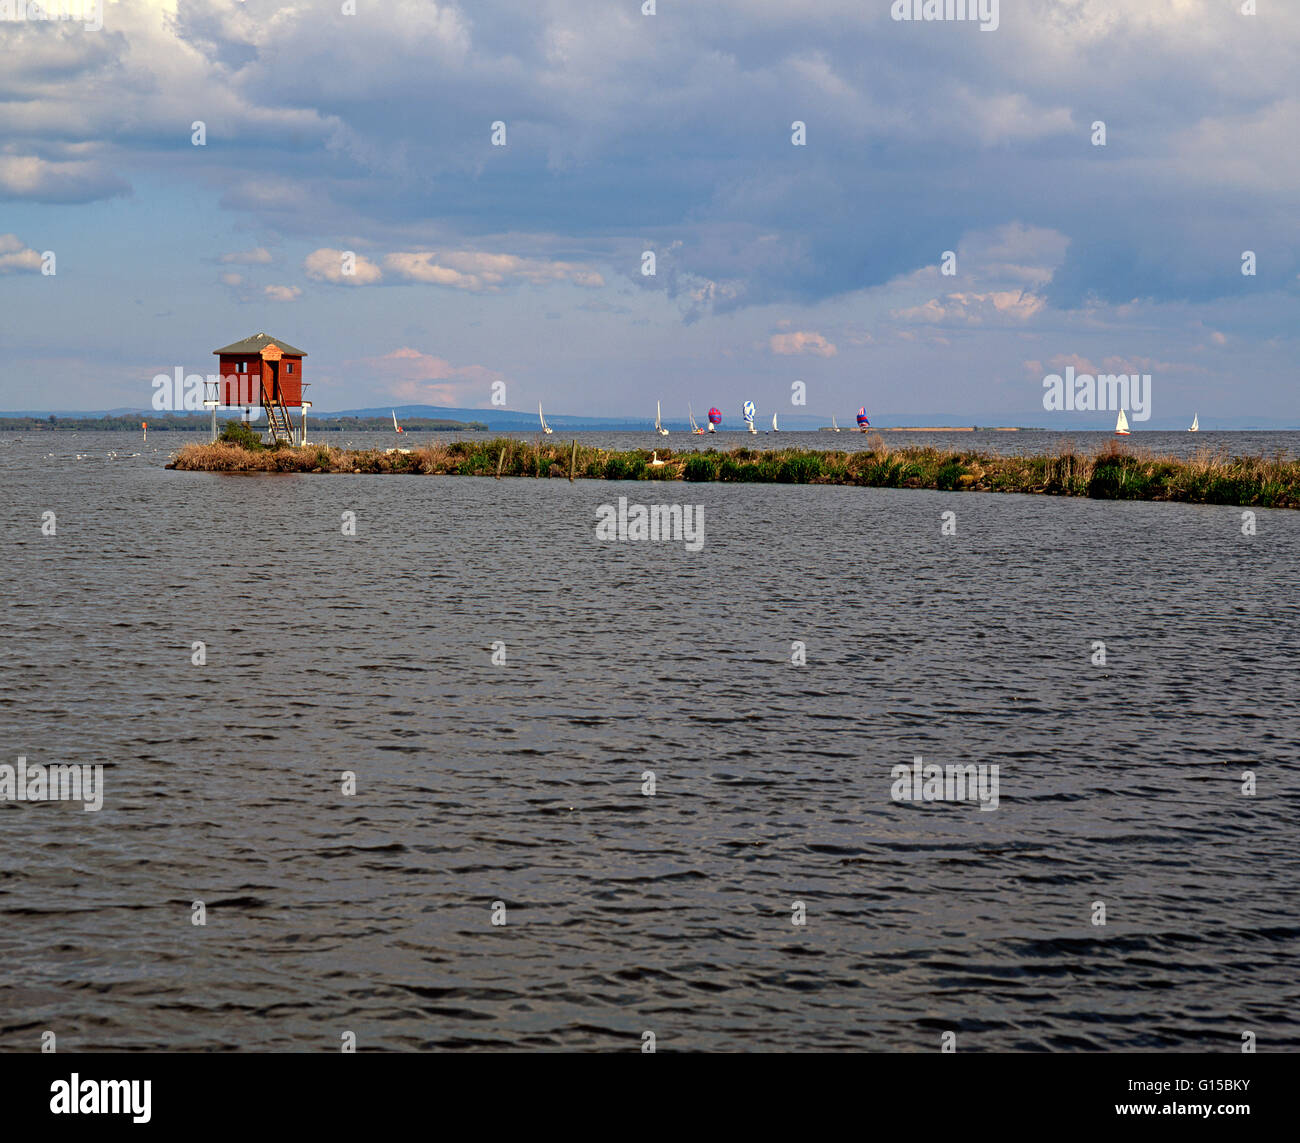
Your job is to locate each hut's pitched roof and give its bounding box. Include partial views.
[212,332,308,357]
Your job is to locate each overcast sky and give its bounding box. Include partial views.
[1,0,1296,426]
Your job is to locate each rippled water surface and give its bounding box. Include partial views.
[2,431,1298,1051]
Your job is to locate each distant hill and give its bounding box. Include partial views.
[332,405,669,430]
[0,411,486,432]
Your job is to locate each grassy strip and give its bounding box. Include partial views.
[167,437,1300,509]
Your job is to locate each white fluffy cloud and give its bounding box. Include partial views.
[221,247,273,265]
[893,291,1048,327]
[0,155,127,203]
[0,234,42,274]
[384,251,604,291]
[303,246,604,293]
[304,248,383,285]
[769,331,837,357]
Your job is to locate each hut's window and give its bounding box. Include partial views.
[286,362,294,374]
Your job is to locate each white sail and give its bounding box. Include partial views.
[1190,414,1199,432]
[743,400,756,433]
[832,415,839,431]
[1115,408,1130,434]
[772,412,778,431]
[689,404,700,432]
[539,401,553,434]
[656,400,668,435]
[392,410,400,433]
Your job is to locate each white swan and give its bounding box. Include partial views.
[649,451,666,467]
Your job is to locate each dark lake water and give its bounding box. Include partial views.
[2,430,1298,1051]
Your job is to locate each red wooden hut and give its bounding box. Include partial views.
[213,332,308,442]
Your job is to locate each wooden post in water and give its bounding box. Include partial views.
[496,445,506,479]
[569,439,577,483]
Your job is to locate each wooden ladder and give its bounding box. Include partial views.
[261,382,297,445]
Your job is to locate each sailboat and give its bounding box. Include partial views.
[1115,409,1131,436]
[1189,414,1199,432]
[655,401,669,436]
[856,407,871,432]
[832,415,840,432]
[689,404,706,434]
[743,401,756,434]
[539,401,554,435]
[771,412,779,432]
[392,410,403,434]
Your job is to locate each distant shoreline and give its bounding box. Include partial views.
[818,425,1020,432]
[0,415,487,433]
[168,438,1300,510]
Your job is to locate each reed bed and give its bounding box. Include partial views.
[168,438,1300,509]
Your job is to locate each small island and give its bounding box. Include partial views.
[167,428,1300,510]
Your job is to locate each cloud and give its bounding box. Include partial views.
[1100,354,1191,376]
[0,155,128,203]
[956,224,1070,289]
[264,285,302,302]
[304,248,383,285]
[3,0,1296,313]
[879,224,1070,307]
[220,247,273,265]
[894,291,1047,327]
[1051,354,1096,374]
[306,247,604,291]
[1025,353,1194,380]
[359,347,506,406]
[384,250,604,291]
[0,234,42,274]
[769,330,836,357]
[382,253,476,290]
[219,272,243,287]
[220,178,318,217]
